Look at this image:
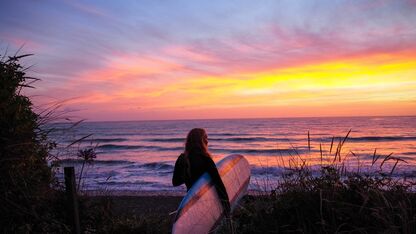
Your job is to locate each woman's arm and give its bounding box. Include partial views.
[206,157,231,214]
[172,154,185,186]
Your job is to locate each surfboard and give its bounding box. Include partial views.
[172,154,250,234]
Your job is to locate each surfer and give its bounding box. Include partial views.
[172,128,231,215]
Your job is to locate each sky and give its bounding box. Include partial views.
[1,0,416,121]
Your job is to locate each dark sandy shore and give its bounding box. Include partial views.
[109,196,183,216]
[83,191,185,216]
[83,190,262,217]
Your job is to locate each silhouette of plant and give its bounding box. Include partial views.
[0,53,66,232]
[76,148,97,191]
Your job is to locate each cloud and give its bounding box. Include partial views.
[2,0,416,120]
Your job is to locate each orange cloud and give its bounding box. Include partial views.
[71,48,415,121]
[39,37,416,120]
[76,53,183,83]
[163,45,219,63]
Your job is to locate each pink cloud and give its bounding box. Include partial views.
[177,21,416,77]
[63,0,109,18]
[0,34,42,50]
[74,53,184,84]
[163,45,219,63]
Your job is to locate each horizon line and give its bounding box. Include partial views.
[51,114,416,124]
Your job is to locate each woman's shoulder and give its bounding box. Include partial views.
[199,154,215,165]
[175,153,186,163]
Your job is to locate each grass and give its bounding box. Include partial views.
[223,170,415,233]
[216,131,416,234]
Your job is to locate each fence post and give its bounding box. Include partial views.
[64,167,81,234]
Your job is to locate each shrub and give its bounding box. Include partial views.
[0,54,66,232]
[223,151,416,233]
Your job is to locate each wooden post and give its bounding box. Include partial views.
[64,167,81,234]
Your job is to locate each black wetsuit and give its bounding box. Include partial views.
[172,152,230,212]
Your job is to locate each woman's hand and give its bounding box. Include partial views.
[221,199,231,218]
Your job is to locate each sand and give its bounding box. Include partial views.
[83,190,261,217]
[109,196,183,216]
[82,190,185,216]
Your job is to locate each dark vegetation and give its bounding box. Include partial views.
[0,53,66,232]
[226,168,415,233]
[219,133,416,234]
[1,54,415,233]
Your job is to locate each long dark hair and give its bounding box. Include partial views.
[183,128,210,178]
[184,128,210,157]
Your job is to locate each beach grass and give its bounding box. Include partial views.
[214,131,416,233]
[219,170,415,233]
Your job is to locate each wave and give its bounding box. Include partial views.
[210,133,252,137]
[95,144,309,155]
[317,136,416,143]
[211,133,239,136]
[251,166,285,176]
[104,132,178,137]
[86,138,128,143]
[146,138,184,142]
[97,144,182,151]
[348,136,416,142]
[63,138,128,144]
[210,137,293,142]
[123,162,174,171]
[97,180,154,186]
[97,144,151,150]
[211,148,307,155]
[59,159,174,172]
[140,162,174,170]
[144,136,295,143]
[59,159,134,165]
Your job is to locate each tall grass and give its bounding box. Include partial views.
[219,130,416,233]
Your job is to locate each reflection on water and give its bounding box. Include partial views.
[48,116,416,191]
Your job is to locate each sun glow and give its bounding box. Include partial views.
[136,50,416,109]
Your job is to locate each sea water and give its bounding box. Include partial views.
[49,116,416,192]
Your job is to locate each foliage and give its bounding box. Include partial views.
[218,132,416,234]
[77,148,97,191]
[0,54,68,232]
[227,171,415,233]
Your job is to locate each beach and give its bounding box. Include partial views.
[107,195,182,216]
[86,190,262,215]
[84,191,183,216]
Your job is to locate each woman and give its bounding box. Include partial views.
[172,128,231,214]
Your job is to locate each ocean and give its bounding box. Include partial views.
[49,116,416,192]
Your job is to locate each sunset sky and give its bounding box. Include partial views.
[1,0,416,120]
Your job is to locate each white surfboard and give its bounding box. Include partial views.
[172,154,250,234]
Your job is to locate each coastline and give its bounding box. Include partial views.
[83,190,186,197]
[83,189,264,197]
[81,190,263,217]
